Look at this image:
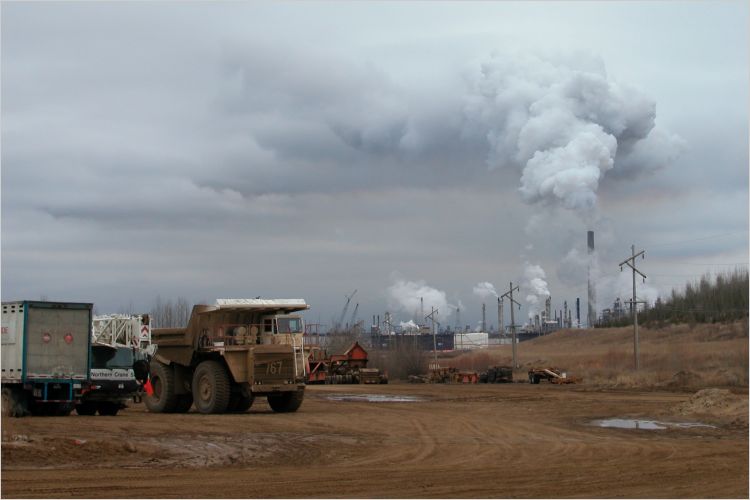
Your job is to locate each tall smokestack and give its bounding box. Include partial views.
[482,303,486,332]
[576,297,580,327]
[587,230,596,327]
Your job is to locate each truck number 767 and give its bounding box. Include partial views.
[266,360,283,375]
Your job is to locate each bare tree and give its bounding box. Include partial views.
[150,295,193,328]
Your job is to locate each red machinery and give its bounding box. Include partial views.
[307,341,387,384]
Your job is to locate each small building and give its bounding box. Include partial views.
[454,332,489,350]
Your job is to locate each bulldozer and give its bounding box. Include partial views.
[144,299,308,414]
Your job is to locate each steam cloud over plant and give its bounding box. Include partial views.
[386,278,452,321]
[463,51,684,215]
[523,262,551,318]
[473,281,499,299]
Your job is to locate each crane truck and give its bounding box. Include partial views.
[76,314,154,416]
[145,299,308,414]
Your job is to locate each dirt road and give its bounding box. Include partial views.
[2,384,747,498]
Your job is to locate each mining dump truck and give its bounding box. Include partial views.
[2,301,92,417]
[145,299,308,414]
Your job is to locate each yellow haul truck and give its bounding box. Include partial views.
[145,299,308,414]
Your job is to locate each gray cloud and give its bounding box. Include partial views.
[1,2,747,325]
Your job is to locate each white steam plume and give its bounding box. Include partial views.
[523,262,551,318]
[399,320,419,331]
[598,270,660,310]
[386,278,451,320]
[473,281,499,299]
[464,50,684,216]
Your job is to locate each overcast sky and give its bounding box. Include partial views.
[2,1,748,329]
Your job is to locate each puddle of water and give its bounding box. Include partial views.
[594,419,666,430]
[325,394,424,403]
[592,418,716,430]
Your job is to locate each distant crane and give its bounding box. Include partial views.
[347,303,359,331]
[335,289,357,333]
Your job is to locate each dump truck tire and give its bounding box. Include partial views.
[267,389,304,413]
[173,394,193,413]
[145,361,178,413]
[192,361,231,414]
[228,393,254,413]
[75,402,97,416]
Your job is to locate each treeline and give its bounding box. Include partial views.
[149,296,193,328]
[600,267,748,327]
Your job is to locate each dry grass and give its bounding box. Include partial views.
[447,320,749,389]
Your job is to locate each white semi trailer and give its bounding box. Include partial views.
[1,301,92,417]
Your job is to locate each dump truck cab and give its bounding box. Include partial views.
[146,299,309,414]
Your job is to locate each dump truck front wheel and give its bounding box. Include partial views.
[192,361,231,414]
[144,361,178,413]
[267,389,304,413]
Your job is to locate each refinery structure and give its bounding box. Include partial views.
[304,229,644,354]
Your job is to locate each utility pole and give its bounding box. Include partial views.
[425,307,439,369]
[501,282,521,368]
[497,297,504,335]
[619,245,647,371]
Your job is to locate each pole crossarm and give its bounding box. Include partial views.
[501,286,521,308]
[424,307,439,321]
[618,250,645,267]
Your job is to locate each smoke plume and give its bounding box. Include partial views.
[386,278,451,321]
[399,320,419,331]
[464,50,683,216]
[523,262,551,318]
[473,281,499,299]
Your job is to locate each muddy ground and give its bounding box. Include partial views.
[1,383,747,498]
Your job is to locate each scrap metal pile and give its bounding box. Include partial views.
[408,367,479,384]
[528,367,581,384]
[306,341,388,384]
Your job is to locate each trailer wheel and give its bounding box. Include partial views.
[267,388,304,413]
[75,402,97,416]
[173,394,193,413]
[192,361,231,414]
[2,387,28,418]
[144,361,178,413]
[35,402,73,417]
[97,402,119,416]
